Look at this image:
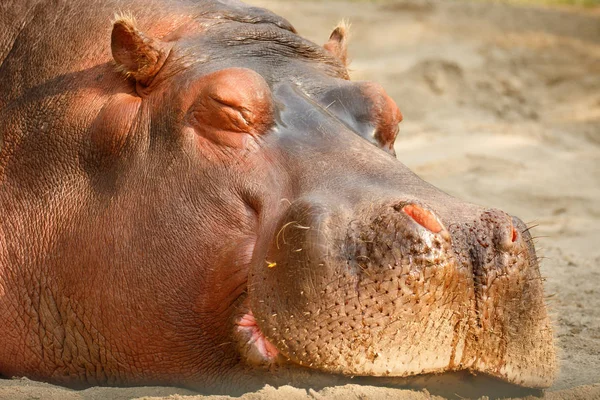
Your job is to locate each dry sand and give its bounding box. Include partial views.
[1,0,598,399]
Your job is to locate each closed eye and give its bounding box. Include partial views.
[316,82,401,155]
[207,95,251,131]
[185,67,275,148]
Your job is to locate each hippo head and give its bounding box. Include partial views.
[0,0,555,393]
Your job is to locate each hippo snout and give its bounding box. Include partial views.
[247,196,556,388]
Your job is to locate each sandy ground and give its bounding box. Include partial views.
[1,0,599,399]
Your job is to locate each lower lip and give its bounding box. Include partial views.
[237,309,280,361]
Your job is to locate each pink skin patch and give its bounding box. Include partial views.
[237,310,279,360]
[511,225,518,242]
[402,204,443,233]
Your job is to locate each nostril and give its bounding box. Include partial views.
[402,204,442,233]
[511,225,518,242]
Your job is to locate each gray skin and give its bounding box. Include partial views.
[0,0,555,393]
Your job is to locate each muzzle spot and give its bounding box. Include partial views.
[402,204,442,233]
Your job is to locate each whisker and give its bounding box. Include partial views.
[522,224,539,234]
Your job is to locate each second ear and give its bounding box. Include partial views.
[324,21,350,66]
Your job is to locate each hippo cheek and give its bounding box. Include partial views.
[245,198,556,388]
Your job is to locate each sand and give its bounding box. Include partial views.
[1,0,598,399]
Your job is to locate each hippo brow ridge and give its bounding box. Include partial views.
[201,22,350,80]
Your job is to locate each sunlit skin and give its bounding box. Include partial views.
[0,0,555,393]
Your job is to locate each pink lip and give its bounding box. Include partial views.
[237,309,280,361]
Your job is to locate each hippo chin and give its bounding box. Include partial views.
[0,0,555,393]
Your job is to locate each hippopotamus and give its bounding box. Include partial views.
[0,0,556,393]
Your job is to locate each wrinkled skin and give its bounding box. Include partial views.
[0,0,555,393]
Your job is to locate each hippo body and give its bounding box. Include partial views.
[0,0,555,392]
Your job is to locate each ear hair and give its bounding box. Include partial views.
[111,11,137,29]
[324,19,351,67]
[111,13,166,83]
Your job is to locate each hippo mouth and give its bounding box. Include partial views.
[234,305,282,366]
[236,199,556,389]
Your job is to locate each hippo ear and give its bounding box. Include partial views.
[111,14,166,84]
[323,20,350,66]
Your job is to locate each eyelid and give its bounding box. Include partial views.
[316,83,401,153]
[184,68,275,144]
[192,104,247,133]
[209,93,243,110]
[208,95,253,125]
